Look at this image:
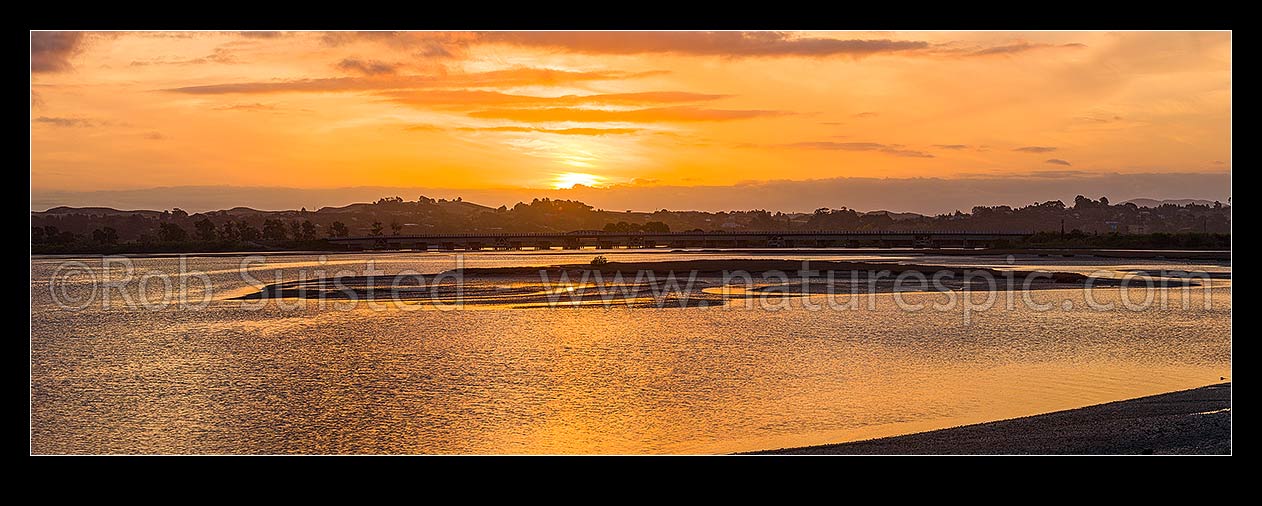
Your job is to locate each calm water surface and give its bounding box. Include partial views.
[30,250,1231,453]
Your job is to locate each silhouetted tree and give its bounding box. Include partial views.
[195,218,217,241]
[328,221,349,238]
[642,221,670,233]
[27,192,1235,248]
[53,231,78,244]
[370,221,384,236]
[262,219,288,240]
[604,221,643,233]
[390,221,402,235]
[171,208,189,219]
[301,220,316,240]
[219,221,238,241]
[158,223,187,242]
[92,227,119,245]
[237,222,261,242]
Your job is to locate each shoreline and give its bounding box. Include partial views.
[460,258,1090,281]
[693,248,1231,261]
[30,247,1231,261]
[748,383,1231,455]
[231,258,1165,306]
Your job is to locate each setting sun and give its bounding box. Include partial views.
[552,172,604,189]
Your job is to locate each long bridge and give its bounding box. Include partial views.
[326,230,1032,251]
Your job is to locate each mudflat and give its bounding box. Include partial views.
[751,383,1231,455]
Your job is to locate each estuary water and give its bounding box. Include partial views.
[30,250,1231,454]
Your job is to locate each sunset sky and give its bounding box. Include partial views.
[30,31,1231,213]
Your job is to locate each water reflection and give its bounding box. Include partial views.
[30,252,1231,454]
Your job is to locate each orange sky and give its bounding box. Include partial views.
[31,31,1230,199]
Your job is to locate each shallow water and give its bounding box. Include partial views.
[30,250,1231,454]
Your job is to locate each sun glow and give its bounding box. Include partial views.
[28,32,1232,204]
[552,172,604,189]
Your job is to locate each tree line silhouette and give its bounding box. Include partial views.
[31,194,1230,253]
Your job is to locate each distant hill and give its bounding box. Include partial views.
[38,206,164,217]
[31,194,1232,246]
[436,200,496,215]
[315,200,493,215]
[864,210,926,221]
[1124,198,1220,208]
[218,206,268,216]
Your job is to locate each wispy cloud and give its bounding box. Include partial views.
[788,141,934,158]
[459,126,641,136]
[468,106,786,123]
[316,32,481,59]
[403,124,641,136]
[1045,158,1072,166]
[1014,146,1057,153]
[164,68,659,94]
[32,116,95,127]
[312,31,1081,62]
[1075,114,1124,123]
[964,42,1087,57]
[130,47,236,66]
[209,102,313,114]
[1023,170,1090,178]
[335,58,399,76]
[476,31,929,57]
[238,31,283,39]
[880,148,935,158]
[933,144,969,150]
[31,31,84,73]
[382,90,724,108]
[212,103,279,111]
